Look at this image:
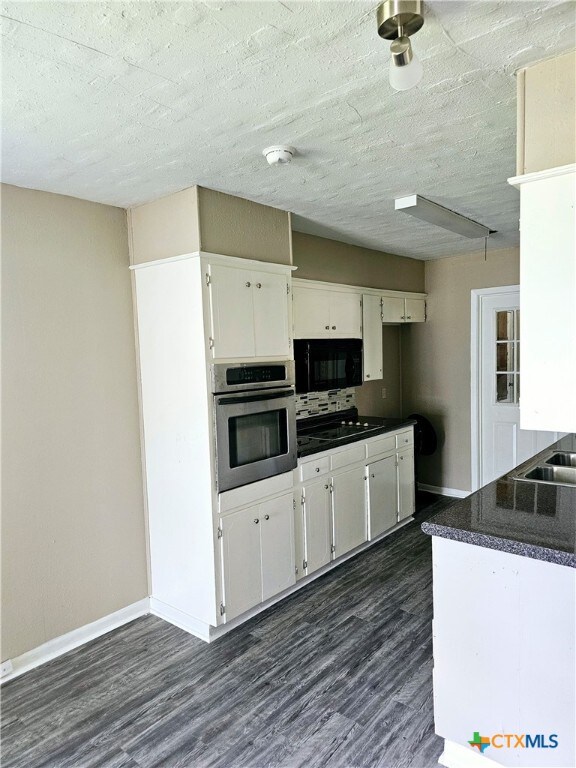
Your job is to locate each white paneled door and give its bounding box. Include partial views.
[478,288,557,487]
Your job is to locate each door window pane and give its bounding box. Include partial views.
[496,343,514,372]
[496,311,514,341]
[496,374,514,403]
[494,310,520,404]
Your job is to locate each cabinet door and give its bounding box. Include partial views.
[362,294,383,381]
[331,467,367,558]
[220,506,262,621]
[329,291,362,337]
[209,264,255,359]
[302,480,332,575]
[253,271,291,358]
[381,296,406,323]
[367,455,398,538]
[398,448,415,521]
[405,298,426,323]
[260,493,296,602]
[293,286,331,338]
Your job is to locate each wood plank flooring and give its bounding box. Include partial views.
[1,493,455,768]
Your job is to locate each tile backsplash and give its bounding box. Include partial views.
[295,388,356,420]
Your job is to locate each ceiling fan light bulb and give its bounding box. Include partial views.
[389,47,423,91]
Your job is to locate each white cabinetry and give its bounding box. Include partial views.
[382,296,426,323]
[293,284,362,338]
[295,426,415,578]
[208,262,292,360]
[362,294,383,381]
[367,455,397,538]
[331,467,367,557]
[220,492,295,622]
[397,447,415,521]
[509,165,576,432]
[300,480,332,575]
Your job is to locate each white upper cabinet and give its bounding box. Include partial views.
[293,285,361,338]
[382,296,426,324]
[362,294,383,381]
[208,261,292,360]
[509,165,576,432]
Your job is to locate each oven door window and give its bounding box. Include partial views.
[228,409,288,468]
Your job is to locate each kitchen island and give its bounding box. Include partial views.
[422,435,576,768]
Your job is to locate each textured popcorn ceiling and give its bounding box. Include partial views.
[1,1,575,259]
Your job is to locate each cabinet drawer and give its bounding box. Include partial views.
[300,456,330,481]
[366,434,396,458]
[330,443,365,470]
[219,472,293,514]
[396,430,414,449]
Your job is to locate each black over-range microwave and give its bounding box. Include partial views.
[294,339,363,394]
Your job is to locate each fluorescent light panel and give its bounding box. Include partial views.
[395,194,492,239]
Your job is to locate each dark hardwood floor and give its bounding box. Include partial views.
[1,493,455,768]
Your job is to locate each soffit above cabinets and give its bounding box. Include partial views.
[1,1,574,260]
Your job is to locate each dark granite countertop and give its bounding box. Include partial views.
[297,416,416,458]
[422,435,576,567]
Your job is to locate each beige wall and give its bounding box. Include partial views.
[128,186,200,266]
[355,325,402,418]
[402,247,520,493]
[197,187,292,265]
[128,185,292,267]
[518,50,576,175]
[292,231,425,291]
[1,184,148,661]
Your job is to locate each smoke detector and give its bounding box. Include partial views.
[262,146,296,166]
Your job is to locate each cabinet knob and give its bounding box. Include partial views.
[254,518,259,524]
[332,326,336,330]
[325,325,330,330]
[407,315,412,320]
[315,467,320,473]
[371,474,375,478]
[366,374,370,378]
[400,456,404,461]
[264,514,270,520]
[256,282,262,289]
[324,484,329,490]
[246,281,251,288]
[401,315,405,320]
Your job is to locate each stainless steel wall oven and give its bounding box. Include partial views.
[212,361,297,492]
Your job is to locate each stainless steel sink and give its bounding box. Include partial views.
[546,451,576,467]
[514,453,576,487]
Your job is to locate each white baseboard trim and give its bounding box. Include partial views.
[418,483,470,499]
[439,739,503,768]
[0,598,150,684]
[149,598,213,642]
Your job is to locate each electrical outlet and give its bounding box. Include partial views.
[381,387,387,399]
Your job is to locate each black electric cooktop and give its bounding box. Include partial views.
[296,408,416,458]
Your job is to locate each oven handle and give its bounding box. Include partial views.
[215,389,295,406]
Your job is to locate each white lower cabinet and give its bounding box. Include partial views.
[301,480,332,575]
[220,491,295,621]
[331,466,367,557]
[367,454,398,538]
[260,494,296,601]
[398,448,415,521]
